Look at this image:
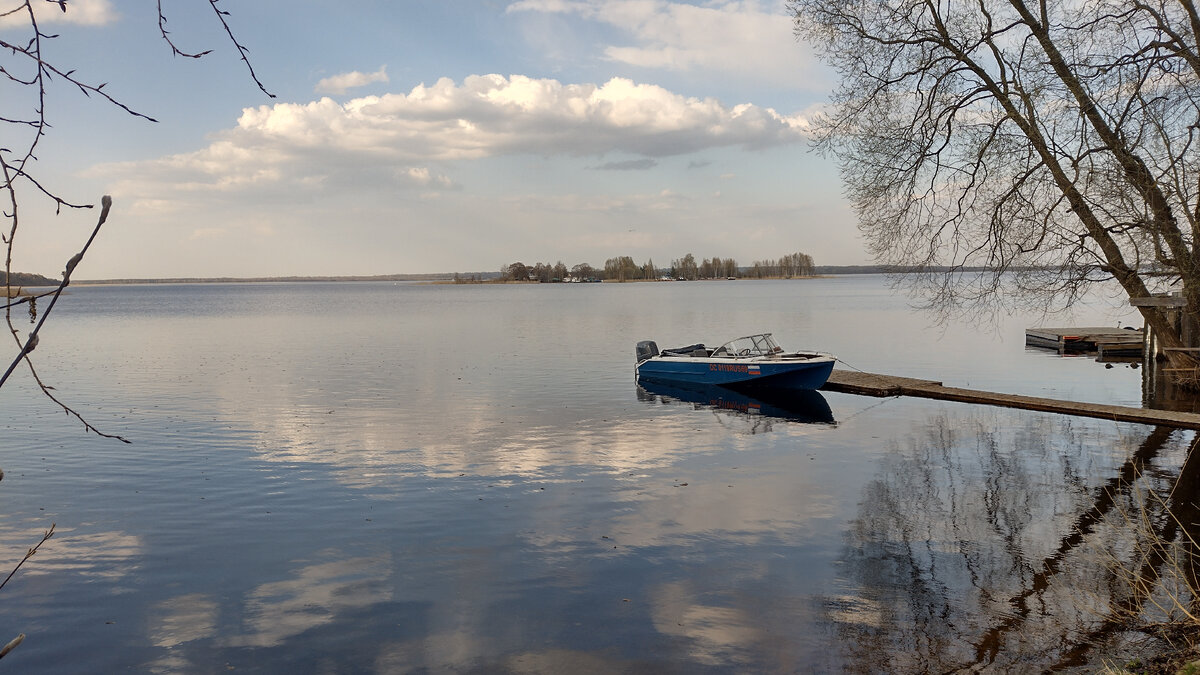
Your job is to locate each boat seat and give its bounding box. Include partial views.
[662,343,706,357]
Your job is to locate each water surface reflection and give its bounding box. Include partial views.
[0,280,1186,672]
[636,380,836,429]
[832,412,1198,671]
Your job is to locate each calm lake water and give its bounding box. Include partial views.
[0,276,1194,672]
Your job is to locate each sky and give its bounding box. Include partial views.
[4,0,865,279]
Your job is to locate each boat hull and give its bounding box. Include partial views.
[635,355,835,390]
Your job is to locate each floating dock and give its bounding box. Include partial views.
[1025,326,1144,356]
[822,369,1200,429]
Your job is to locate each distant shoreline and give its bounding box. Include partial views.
[71,274,838,286]
[7,265,1031,286]
[59,266,928,286]
[69,274,453,286]
[428,275,835,285]
[70,276,827,286]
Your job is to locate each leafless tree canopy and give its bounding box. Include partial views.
[791,0,1200,353]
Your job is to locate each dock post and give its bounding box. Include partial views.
[1131,293,1199,408]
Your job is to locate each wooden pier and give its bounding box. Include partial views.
[1025,326,1144,356]
[821,369,1200,429]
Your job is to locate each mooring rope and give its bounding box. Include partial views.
[834,356,867,373]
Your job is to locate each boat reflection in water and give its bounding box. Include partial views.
[636,378,836,427]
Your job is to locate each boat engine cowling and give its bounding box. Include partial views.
[636,340,659,363]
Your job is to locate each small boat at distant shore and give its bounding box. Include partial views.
[635,333,836,390]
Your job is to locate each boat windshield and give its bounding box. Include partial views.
[713,334,781,357]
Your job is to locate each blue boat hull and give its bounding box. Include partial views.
[635,356,835,390]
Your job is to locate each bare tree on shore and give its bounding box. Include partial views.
[791,0,1200,381]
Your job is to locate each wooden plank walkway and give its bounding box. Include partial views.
[1026,326,1143,354]
[821,369,1200,429]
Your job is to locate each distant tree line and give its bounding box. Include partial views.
[603,256,659,281]
[493,261,570,283]
[492,250,815,282]
[745,252,815,279]
[1,272,57,287]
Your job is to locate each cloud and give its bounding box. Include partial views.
[506,0,823,89]
[227,554,392,648]
[149,593,219,648]
[399,166,455,188]
[590,158,657,171]
[189,227,227,240]
[1,526,141,580]
[0,0,116,26]
[100,74,810,201]
[314,65,390,95]
[651,581,763,667]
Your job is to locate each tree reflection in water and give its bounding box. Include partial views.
[831,410,1199,672]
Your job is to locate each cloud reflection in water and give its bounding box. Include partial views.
[227,553,392,648]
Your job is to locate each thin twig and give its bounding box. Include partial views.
[156,0,213,59]
[203,0,274,98]
[1,288,57,311]
[22,354,129,443]
[0,523,54,593]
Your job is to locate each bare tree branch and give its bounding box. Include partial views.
[1,196,130,442]
[0,1,272,436]
[199,0,274,98]
[791,0,1200,377]
[0,523,54,593]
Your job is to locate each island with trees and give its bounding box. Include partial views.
[482,251,817,283]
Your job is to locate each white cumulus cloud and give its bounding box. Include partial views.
[0,0,116,26]
[101,74,811,200]
[506,0,823,89]
[314,65,390,95]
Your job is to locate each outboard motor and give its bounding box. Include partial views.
[636,340,659,363]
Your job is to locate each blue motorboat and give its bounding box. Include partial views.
[635,333,835,390]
